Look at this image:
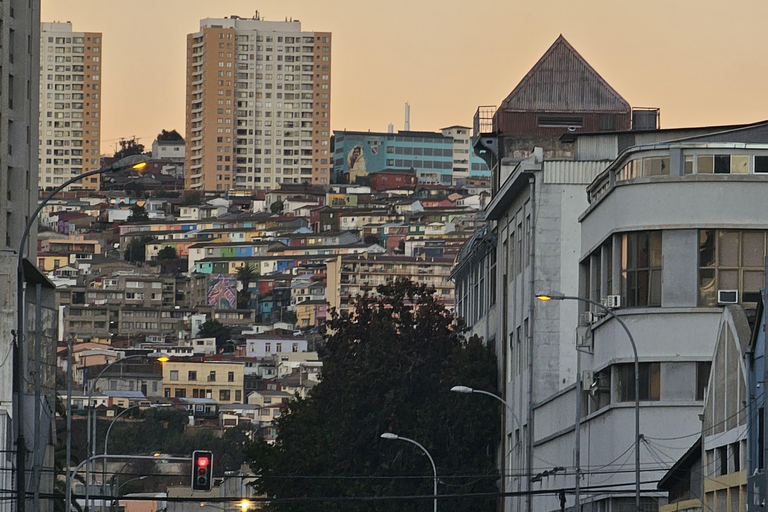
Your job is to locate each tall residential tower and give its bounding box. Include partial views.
[185,13,332,191]
[39,22,102,191]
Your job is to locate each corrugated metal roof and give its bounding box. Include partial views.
[501,35,630,113]
[542,160,611,185]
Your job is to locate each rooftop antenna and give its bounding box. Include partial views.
[404,103,410,131]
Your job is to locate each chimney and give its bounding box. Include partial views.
[404,103,410,131]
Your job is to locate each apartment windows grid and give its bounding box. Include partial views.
[698,229,767,305]
[620,231,662,307]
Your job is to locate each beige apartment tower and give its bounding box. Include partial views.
[185,14,331,191]
[39,22,102,191]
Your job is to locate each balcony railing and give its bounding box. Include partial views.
[472,105,497,144]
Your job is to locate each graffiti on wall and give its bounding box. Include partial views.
[207,274,237,309]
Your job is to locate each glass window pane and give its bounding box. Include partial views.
[697,155,714,174]
[732,155,749,174]
[699,230,716,267]
[718,231,740,267]
[719,270,738,290]
[755,156,768,173]
[637,233,650,268]
[637,270,649,306]
[744,270,764,296]
[714,155,730,174]
[650,232,662,267]
[699,268,716,306]
[742,232,764,267]
[650,269,662,306]
[649,363,661,400]
[684,156,693,174]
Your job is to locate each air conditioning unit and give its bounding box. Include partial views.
[717,290,738,304]
[604,295,622,309]
[579,312,595,326]
[581,370,594,391]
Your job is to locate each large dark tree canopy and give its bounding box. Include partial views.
[248,279,499,512]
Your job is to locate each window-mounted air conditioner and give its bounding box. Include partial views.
[717,290,738,304]
[579,312,595,326]
[603,295,622,309]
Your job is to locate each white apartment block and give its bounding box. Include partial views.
[185,13,332,191]
[441,125,472,184]
[39,22,102,191]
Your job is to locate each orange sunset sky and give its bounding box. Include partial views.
[42,0,768,153]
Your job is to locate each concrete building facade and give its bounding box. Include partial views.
[185,13,331,191]
[39,22,101,191]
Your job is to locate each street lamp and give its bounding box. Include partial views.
[536,292,640,512]
[112,475,149,512]
[82,352,167,512]
[16,154,149,512]
[103,404,142,498]
[450,386,520,429]
[381,433,438,512]
[450,386,520,512]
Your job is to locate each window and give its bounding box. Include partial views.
[276,343,282,352]
[169,371,178,381]
[175,388,186,398]
[642,157,669,176]
[696,361,711,401]
[228,372,234,382]
[188,371,197,381]
[219,389,231,401]
[696,154,749,174]
[265,343,271,352]
[208,371,216,382]
[755,156,768,173]
[616,362,660,402]
[235,390,242,402]
[699,230,767,305]
[621,231,662,307]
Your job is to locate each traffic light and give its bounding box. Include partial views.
[192,450,213,491]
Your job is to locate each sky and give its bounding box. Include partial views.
[42,0,768,153]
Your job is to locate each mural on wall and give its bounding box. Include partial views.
[207,274,237,309]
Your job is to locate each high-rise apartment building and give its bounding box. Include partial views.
[39,22,102,191]
[185,13,332,191]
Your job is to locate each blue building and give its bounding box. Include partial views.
[333,127,490,185]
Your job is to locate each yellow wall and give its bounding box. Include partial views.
[162,361,245,403]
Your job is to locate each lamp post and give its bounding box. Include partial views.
[536,292,640,512]
[83,352,168,512]
[112,475,148,512]
[103,404,142,499]
[16,154,148,512]
[381,433,437,512]
[450,385,520,428]
[450,386,519,512]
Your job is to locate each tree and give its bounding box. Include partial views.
[156,129,184,142]
[113,137,145,159]
[127,204,149,222]
[236,264,257,309]
[198,319,232,350]
[246,279,499,512]
[182,191,203,206]
[269,200,284,214]
[157,246,178,261]
[124,235,154,263]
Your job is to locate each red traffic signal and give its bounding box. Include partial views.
[192,450,213,491]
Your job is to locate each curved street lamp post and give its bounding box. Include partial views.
[536,292,640,512]
[381,433,438,512]
[14,155,148,512]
